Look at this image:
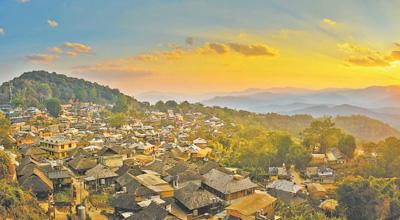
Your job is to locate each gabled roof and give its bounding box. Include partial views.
[226,193,276,216]
[202,169,257,194]
[67,156,97,171]
[175,182,217,210]
[47,170,71,179]
[19,146,46,156]
[199,161,231,175]
[85,164,118,179]
[20,167,53,193]
[116,164,143,176]
[111,193,140,211]
[267,179,302,194]
[127,202,169,220]
[166,162,190,177]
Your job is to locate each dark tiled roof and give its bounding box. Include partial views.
[202,169,257,194]
[67,156,97,171]
[47,170,71,179]
[127,202,168,220]
[111,193,140,211]
[175,182,216,210]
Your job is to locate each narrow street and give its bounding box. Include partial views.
[290,165,305,188]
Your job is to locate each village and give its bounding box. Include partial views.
[0,101,348,220]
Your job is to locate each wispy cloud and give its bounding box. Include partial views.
[63,42,91,57]
[48,47,63,54]
[321,18,337,28]
[47,19,59,28]
[27,42,91,64]
[0,27,4,35]
[16,0,30,3]
[338,42,400,67]
[26,54,56,63]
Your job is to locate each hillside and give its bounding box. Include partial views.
[0,71,140,107]
[1,71,399,142]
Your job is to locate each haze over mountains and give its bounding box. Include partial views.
[201,86,400,129]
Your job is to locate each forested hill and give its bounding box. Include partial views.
[0,71,140,107]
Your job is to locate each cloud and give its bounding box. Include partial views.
[347,56,389,67]
[0,27,4,35]
[16,0,30,3]
[228,43,278,56]
[27,42,91,64]
[203,42,229,54]
[48,47,63,54]
[199,42,278,56]
[133,49,185,62]
[337,43,377,55]
[47,19,59,28]
[63,42,91,57]
[390,51,400,60]
[395,43,400,48]
[26,54,57,64]
[338,42,400,67]
[321,18,337,28]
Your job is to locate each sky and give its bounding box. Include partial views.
[1,0,400,96]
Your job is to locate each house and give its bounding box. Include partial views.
[67,156,97,175]
[310,154,327,166]
[134,173,174,199]
[126,202,169,220]
[267,179,303,204]
[226,192,277,220]
[187,144,212,160]
[111,193,141,215]
[306,183,327,200]
[199,161,231,175]
[193,138,207,148]
[134,142,155,155]
[40,136,77,159]
[98,146,130,168]
[326,148,346,165]
[202,169,257,201]
[47,169,72,189]
[268,166,291,180]
[15,132,38,147]
[19,167,53,199]
[19,145,47,161]
[174,182,222,216]
[84,164,118,189]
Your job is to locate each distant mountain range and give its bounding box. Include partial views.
[2,71,399,141]
[203,86,400,129]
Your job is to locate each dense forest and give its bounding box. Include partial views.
[0,71,141,108]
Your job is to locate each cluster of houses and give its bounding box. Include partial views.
[0,102,343,219]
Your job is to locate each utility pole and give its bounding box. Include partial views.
[9,82,13,103]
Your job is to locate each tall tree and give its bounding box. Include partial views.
[45,98,61,118]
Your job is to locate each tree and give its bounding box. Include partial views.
[338,134,356,157]
[0,150,11,179]
[108,113,127,128]
[302,118,346,153]
[10,95,24,107]
[45,98,61,117]
[165,100,178,109]
[0,113,10,139]
[154,101,166,112]
[112,96,128,113]
[337,177,380,220]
